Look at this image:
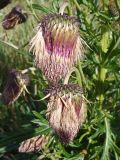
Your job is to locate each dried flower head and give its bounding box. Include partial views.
[30,13,84,83]
[46,84,87,144]
[108,0,119,17]
[2,5,28,30]
[0,69,29,105]
[0,0,11,10]
[18,135,48,153]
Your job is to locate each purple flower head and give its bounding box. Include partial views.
[30,13,84,83]
[46,84,87,144]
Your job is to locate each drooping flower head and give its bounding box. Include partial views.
[19,135,48,153]
[0,69,29,105]
[2,5,28,30]
[46,84,87,144]
[30,13,84,83]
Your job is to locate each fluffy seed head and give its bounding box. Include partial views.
[30,13,84,83]
[46,84,87,144]
[0,69,29,105]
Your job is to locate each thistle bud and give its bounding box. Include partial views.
[18,135,48,153]
[46,84,87,144]
[0,0,11,10]
[0,69,29,105]
[30,13,84,83]
[2,5,28,30]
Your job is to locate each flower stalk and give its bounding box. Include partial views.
[97,66,107,107]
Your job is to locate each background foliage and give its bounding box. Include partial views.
[0,0,120,159]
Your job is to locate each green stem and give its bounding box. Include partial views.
[63,67,82,86]
[98,67,107,107]
[67,2,73,15]
[78,61,87,88]
[99,67,107,82]
[59,2,69,15]
[26,0,39,21]
[101,117,110,160]
[72,0,81,12]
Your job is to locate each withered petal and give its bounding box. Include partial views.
[0,69,29,105]
[2,5,28,30]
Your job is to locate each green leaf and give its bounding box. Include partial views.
[64,154,84,160]
[32,111,48,124]
[32,4,54,13]
[100,31,112,53]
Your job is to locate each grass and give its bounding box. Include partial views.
[0,0,120,159]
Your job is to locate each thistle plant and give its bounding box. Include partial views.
[0,0,120,160]
[30,13,84,83]
[19,135,49,153]
[0,69,29,105]
[46,84,87,144]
